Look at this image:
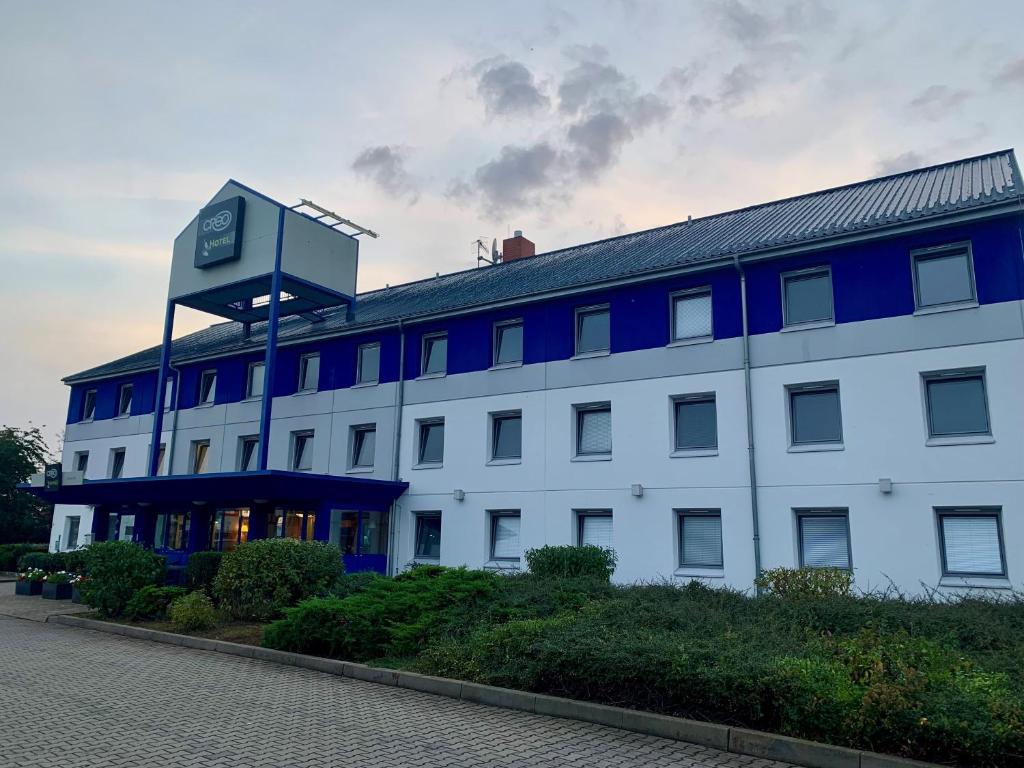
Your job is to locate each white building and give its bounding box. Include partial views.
[40,149,1024,594]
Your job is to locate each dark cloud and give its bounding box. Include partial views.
[875,151,928,176]
[660,65,699,95]
[566,112,633,180]
[995,57,1024,86]
[707,0,835,46]
[558,59,627,114]
[472,57,549,118]
[710,0,771,44]
[351,145,419,204]
[452,143,562,218]
[686,94,714,116]
[907,85,971,120]
[718,65,758,107]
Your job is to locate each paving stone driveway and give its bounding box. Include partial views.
[0,616,797,768]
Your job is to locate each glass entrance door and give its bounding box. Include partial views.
[330,509,388,573]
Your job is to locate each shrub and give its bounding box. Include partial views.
[331,570,384,599]
[17,551,67,572]
[18,567,47,582]
[79,541,166,617]
[62,548,90,575]
[43,570,74,584]
[524,545,617,580]
[0,543,46,571]
[168,591,216,632]
[124,585,188,621]
[213,539,344,621]
[755,567,853,598]
[185,551,223,594]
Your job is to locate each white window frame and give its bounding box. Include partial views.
[297,352,320,393]
[676,509,724,569]
[420,332,448,377]
[156,443,166,475]
[488,410,523,465]
[573,304,611,357]
[488,510,522,563]
[163,377,175,411]
[786,381,843,451]
[82,389,97,422]
[573,402,612,460]
[238,435,259,472]
[415,418,445,468]
[73,451,89,475]
[291,430,315,472]
[190,439,211,475]
[356,342,381,386]
[109,447,126,479]
[198,370,217,406]
[935,507,1007,579]
[911,241,977,313]
[246,362,265,400]
[492,318,524,368]
[116,383,133,417]
[576,510,613,549]
[349,424,377,471]
[671,393,718,456]
[669,287,713,344]
[921,368,992,445]
[413,512,442,561]
[796,509,852,571]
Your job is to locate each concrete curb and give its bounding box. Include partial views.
[47,615,941,768]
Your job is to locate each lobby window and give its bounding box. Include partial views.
[575,305,610,355]
[937,508,1005,577]
[417,418,445,466]
[63,516,81,551]
[677,510,723,568]
[797,510,851,570]
[577,511,612,549]
[350,424,376,469]
[211,508,249,552]
[198,370,217,405]
[74,451,89,474]
[575,402,612,458]
[298,352,320,392]
[490,411,522,462]
[782,267,833,327]
[272,509,315,540]
[238,436,259,472]
[357,342,381,385]
[414,513,442,560]
[912,243,976,310]
[671,288,713,342]
[788,382,842,447]
[673,393,718,452]
[291,431,314,472]
[109,448,126,479]
[190,440,211,474]
[421,332,448,376]
[164,377,174,411]
[489,511,521,562]
[246,362,265,399]
[923,369,990,439]
[493,319,524,366]
[117,383,133,417]
[154,512,190,551]
[81,389,97,422]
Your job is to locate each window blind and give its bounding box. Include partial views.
[492,515,520,560]
[942,515,1002,575]
[580,515,613,548]
[800,515,849,569]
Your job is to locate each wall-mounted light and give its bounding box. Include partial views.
[878,478,893,494]
[631,483,644,498]
[453,489,465,502]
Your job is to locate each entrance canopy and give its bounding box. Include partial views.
[24,470,408,509]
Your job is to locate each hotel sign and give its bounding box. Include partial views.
[44,463,62,491]
[194,196,246,269]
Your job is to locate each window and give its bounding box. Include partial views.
[782,267,833,327]
[350,425,376,469]
[937,509,1005,577]
[414,513,442,559]
[198,370,217,405]
[298,352,320,392]
[238,436,259,472]
[493,319,524,366]
[577,512,612,549]
[357,342,381,385]
[117,383,133,417]
[678,510,723,568]
[490,511,521,561]
[190,440,210,474]
[163,377,174,411]
[246,362,265,399]
[154,512,190,551]
[82,389,97,422]
[271,508,315,540]
[673,394,717,451]
[417,419,445,465]
[210,508,249,552]
[797,511,851,570]
[421,332,447,376]
[330,509,388,556]
[671,288,713,342]
[109,448,126,479]
[490,411,522,461]
[575,403,612,457]
[64,516,81,550]
[291,431,314,471]
[74,451,89,474]
[913,243,975,310]
[575,305,610,355]
[156,444,166,475]
[923,370,990,438]
[788,382,842,446]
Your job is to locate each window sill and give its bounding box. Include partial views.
[241,396,262,403]
[412,462,443,470]
[413,557,440,566]
[787,443,844,453]
[484,561,521,572]
[667,335,713,348]
[194,402,215,409]
[913,301,979,317]
[487,458,522,466]
[925,435,995,447]
[291,467,313,473]
[113,415,130,420]
[674,567,725,579]
[345,466,374,474]
[80,418,95,424]
[293,389,319,397]
[780,319,835,333]
[417,372,447,381]
[571,454,612,462]
[489,361,523,371]
[351,380,379,389]
[571,350,610,360]
[939,576,1011,590]
[670,448,719,459]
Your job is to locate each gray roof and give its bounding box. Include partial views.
[67,148,1021,383]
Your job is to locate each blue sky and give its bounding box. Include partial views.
[2,1,1022,443]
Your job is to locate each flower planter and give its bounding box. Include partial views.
[42,582,73,600]
[15,581,43,596]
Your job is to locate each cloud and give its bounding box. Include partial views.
[718,65,758,107]
[706,0,835,46]
[351,145,419,203]
[451,143,562,218]
[906,85,971,121]
[995,57,1024,86]
[660,65,700,96]
[558,59,627,114]
[471,57,549,118]
[566,112,633,180]
[875,151,928,176]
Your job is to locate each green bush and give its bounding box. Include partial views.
[524,545,617,580]
[213,538,344,621]
[185,551,224,594]
[17,551,67,572]
[79,541,165,617]
[0,543,46,571]
[331,570,384,599]
[124,585,188,621]
[62,548,90,575]
[755,567,854,598]
[168,591,217,632]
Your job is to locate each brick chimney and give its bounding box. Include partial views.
[502,230,535,262]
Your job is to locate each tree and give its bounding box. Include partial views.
[0,425,53,544]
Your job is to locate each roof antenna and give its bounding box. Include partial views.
[475,237,501,266]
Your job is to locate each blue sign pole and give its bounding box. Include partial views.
[148,300,175,477]
[257,208,285,471]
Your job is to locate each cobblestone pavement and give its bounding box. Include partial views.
[0,616,797,768]
[0,581,91,621]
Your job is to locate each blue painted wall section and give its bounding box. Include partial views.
[67,215,1024,423]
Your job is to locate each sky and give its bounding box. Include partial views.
[1,0,1023,445]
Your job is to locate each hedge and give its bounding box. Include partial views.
[79,541,166,617]
[185,551,223,594]
[0,543,46,571]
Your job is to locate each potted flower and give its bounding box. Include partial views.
[42,571,74,600]
[70,574,87,604]
[15,568,46,596]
